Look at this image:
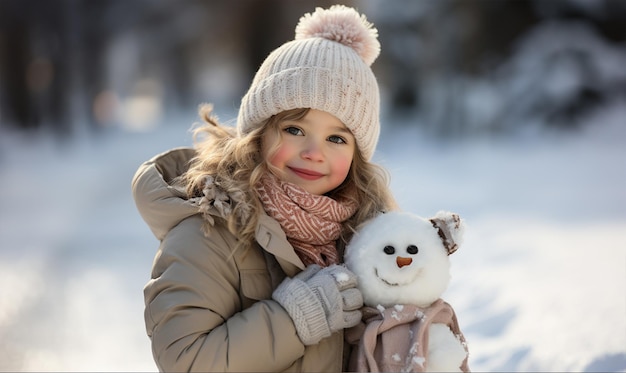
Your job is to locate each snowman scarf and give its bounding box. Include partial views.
[346,299,470,373]
[255,173,357,267]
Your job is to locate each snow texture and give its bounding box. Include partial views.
[333,270,351,284]
[0,101,625,371]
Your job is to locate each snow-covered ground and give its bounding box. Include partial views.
[0,102,624,371]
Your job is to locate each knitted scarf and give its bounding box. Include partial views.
[255,173,357,267]
[346,300,470,372]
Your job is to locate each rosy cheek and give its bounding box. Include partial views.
[268,143,292,168]
[332,155,353,180]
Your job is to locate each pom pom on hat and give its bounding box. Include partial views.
[295,5,380,66]
[237,4,382,161]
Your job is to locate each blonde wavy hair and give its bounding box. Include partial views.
[182,104,397,252]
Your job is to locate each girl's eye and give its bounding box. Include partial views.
[328,135,347,144]
[383,245,395,255]
[284,126,303,136]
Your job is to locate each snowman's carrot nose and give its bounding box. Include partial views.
[396,256,412,268]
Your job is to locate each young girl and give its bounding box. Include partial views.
[132,5,396,372]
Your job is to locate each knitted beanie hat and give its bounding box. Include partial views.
[237,5,381,160]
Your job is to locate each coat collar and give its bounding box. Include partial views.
[255,213,305,276]
[196,169,306,275]
[134,146,306,275]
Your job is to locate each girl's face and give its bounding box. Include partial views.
[262,109,355,195]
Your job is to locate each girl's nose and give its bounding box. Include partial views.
[301,141,324,161]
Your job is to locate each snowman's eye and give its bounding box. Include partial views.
[407,245,418,255]
[383,245,395,255]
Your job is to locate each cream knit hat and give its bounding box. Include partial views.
[237,5,381,160]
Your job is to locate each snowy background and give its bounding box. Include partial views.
[1,0,625,371]
[1,101,624,372]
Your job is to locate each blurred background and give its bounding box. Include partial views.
[0,0,625,372]
[1,0,625,137]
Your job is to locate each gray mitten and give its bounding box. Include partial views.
[272,264,363,346]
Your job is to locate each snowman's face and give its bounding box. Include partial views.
[373,241,424,287]
[345,212,452,308]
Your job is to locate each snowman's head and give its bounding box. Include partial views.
[344,210,464,308]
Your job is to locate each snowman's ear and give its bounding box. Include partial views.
[429,211,465,255]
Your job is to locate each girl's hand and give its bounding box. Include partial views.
[272,264,363,345]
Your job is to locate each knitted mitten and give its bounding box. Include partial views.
[272,264,363,345]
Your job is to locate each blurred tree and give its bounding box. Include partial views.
[0,0,350,136]
[0,0,72,136]
[0,0,623,138]
[370,0,625,135]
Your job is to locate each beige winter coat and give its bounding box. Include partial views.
[132,147,347,372]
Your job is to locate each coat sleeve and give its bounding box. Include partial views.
[143,216,305,372]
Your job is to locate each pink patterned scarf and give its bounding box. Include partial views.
[255,173,357,267]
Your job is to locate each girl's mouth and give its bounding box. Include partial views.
[289,166,324,180]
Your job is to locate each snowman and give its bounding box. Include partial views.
[344,210,469,373]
